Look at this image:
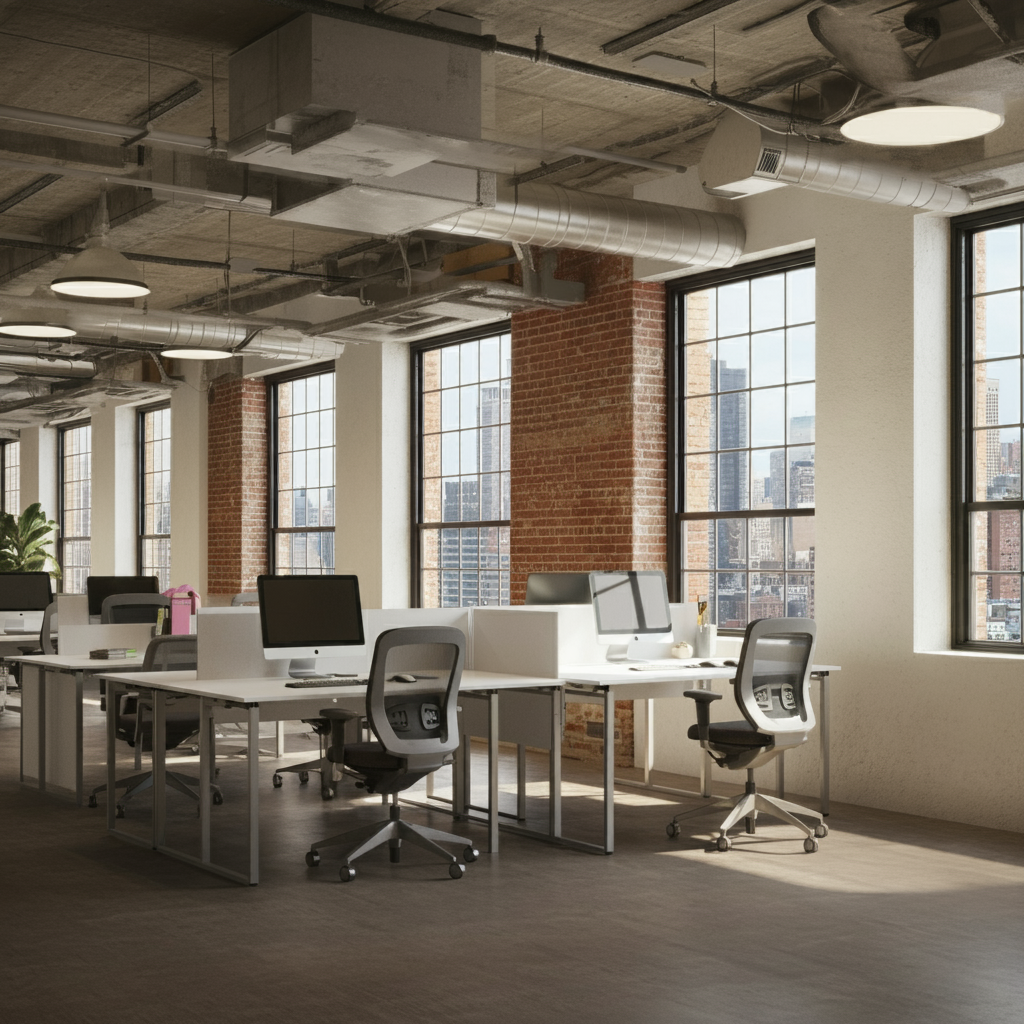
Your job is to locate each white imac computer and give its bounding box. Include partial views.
[257,574,366,678]
[588,570,674,662]
[0,571,53,631]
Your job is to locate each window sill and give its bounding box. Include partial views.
[916,648,1024,661]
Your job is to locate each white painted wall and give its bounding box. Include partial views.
[169,363,208,598]
[334,343,410,609]
[637,173,1024,833]
[89,402,136,575]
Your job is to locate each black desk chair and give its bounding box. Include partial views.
[88,635,223,816]
[304,625,479,882]
[666,617,829,853]
[100,592,170,624]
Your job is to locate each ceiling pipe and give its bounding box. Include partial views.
[429,183,745,268]
[0,351,95,378]
[0,297,344,361]
[700,112,971,214]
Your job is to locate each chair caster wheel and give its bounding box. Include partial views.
[814,823,829,838]
[716,835,731,851]
[339,866,355,882]
[449,862,466,879]
[212,791,223,805]
[463,846,478,863]
[320,787,334,801]
[298,771,309,784]
[666,822,680,839]
[190,745,200,755]
[305,851,320,868]
[272,774,283,788]
[115,805,126,819]
[88,795,97,808]
[803,837,819,853]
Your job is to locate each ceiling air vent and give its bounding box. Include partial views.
[756,147,784,177]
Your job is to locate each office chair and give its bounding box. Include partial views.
[304,625,479,881]
[88,635,223,817]
[100,592,170,624]
[666,617,829,853]
[39,601,57,656]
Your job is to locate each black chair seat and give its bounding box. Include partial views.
[687,719,772,747]
[343,741,403,773]
[119,709,198,751]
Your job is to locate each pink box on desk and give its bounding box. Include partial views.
[163,585,201,635]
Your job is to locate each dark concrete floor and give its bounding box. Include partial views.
[0,692,1021,1024]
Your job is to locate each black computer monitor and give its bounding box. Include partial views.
[257,574,366,678]
[85,575,160,618]
[0,572,53,611]
[524,572,593,605]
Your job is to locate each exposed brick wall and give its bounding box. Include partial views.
[207,374,268,595]
[510,251,668,765]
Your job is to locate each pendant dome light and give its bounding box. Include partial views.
[0,308,76,338]
[51,191,150,299]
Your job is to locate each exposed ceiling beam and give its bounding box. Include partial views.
[601,0,749,56]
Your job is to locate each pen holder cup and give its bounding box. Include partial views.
[694,624,717,658]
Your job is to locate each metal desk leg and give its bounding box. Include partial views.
[550,688,561,839]
[246,705,260,884]
[816,671,830,816]
[275,720,285,758]
[106,678,118,833]
[73,670,84,805]
[603,687,614,855]
[37,668,46,793]
[516,744,526,821]
[776,752,785,799]
[642,698,654,786]
[153,691,167,849]
[199,698,213,865]
[487,691,499,854]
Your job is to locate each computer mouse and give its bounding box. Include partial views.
[723,659,738,667]
[391,673,417,683]
[699,661,716,668]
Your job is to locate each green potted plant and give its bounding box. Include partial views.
[0,502,61,579]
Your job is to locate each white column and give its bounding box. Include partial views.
[169,363,208,598]
[18,425,57,517]
[334,342,410,608]
[89,402,136,575]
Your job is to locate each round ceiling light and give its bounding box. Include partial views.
[0,318,76,339]
[840,105,1004,146]
[161,347,233,361]
[51,245,150,299]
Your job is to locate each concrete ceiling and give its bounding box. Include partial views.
[0,0,1022,424]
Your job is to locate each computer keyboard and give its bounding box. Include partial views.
[285,677,367,688]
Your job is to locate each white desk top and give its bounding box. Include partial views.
[97,668,564,704]
[561,661,840,686]
[10,653,146,672]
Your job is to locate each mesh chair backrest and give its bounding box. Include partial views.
[40,601,57,656]
[365,626,465,762]
[734,617,816,737]
[143,634,198,671]
[101,593,170,624]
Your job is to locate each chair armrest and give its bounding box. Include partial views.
[319,708,361,763]
[683,688,722,747]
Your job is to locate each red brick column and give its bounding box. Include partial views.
[510,252,667,764]
[207,375,268,596]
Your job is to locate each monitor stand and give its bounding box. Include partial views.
[603,644,631,663]
[287,658,318,678]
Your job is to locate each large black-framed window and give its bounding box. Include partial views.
[953,202,1024,650]
[269,363,336,575]
[413,325,511,608]
[58,420,91,594]
[1,439,19,513]
[139,403,171,590]
[669,252,816,632]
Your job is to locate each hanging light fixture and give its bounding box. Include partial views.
[841,104,1003,147]
[51,191,150,299]
[0,308,76,338]
[161,347,233,360]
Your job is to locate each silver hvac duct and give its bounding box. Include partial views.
[0,352,95,377]
[429,183,745,268]
[0,298,344,361]
[700,112,970,214]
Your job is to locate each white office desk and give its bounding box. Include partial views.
[100,668,562,885]
[560,662,840,850]
[12,653,145,804]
